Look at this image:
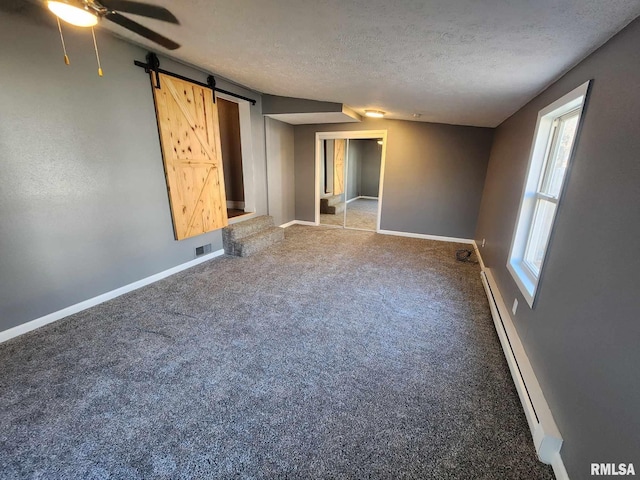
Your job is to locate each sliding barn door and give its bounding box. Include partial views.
[333,139,346,195]
[152,73,228,240]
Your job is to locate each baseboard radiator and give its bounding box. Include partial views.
[480,269,564,469]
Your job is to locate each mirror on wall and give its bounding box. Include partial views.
[319,139,346,227]
[318,136,384,232]
[344,139,382,231]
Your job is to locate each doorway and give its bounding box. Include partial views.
[216,93,256,220]
[315,130,387,231]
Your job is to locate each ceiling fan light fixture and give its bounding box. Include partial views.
[47,1,98,27]
[365,110,385,118]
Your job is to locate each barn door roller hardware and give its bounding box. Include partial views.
[145,52,161,87]
[134,53,257,105]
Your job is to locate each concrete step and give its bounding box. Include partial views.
[233,226,284,257]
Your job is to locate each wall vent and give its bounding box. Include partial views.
[195,243,212,257]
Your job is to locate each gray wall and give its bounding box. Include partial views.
[346,140,361,201]
[360,140,382,197]
[265,118,295,226]
[294,120,493,239]
[345,139,381,200]
[0,6,267,332]
[474,17,640,478]
[263,95,342,114]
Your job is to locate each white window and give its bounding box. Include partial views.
[507,80,590,307]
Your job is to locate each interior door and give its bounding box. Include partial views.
[152,72,228,240]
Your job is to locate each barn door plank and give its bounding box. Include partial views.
[333,139,346,196]
[163,79,216,162]
[152,73,228,240]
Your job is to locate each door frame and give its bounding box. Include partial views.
[215,91,256,216]
[315,130,388,232]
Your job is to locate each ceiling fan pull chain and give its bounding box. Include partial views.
[56,17,70,65]
[91,27,103,77]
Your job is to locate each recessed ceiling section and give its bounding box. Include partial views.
[263,95,362,125]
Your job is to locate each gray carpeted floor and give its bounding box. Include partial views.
[345,198,378,231]
[319,204,345,227]
[0,226,554,479]
[320,198,378,231]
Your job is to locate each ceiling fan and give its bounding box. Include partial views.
[47,0,180,50]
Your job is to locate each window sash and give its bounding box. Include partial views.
[507,80,590,308]
[522,198,557,277]
[521,108,581,279]
[538,109,581,199]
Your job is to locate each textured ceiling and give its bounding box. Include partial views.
[98,1,639,126]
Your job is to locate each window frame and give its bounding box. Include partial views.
[507,80,591,307]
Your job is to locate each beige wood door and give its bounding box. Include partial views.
[152,73,228,240]
[333,139,346,195]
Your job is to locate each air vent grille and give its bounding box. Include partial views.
[195,243,212,257]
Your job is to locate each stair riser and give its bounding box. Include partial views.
[235,229,284,257]
[222,215,283,257]
[323,204,345,215]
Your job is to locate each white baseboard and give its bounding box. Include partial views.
[280,220,316,228]
[480,268,568,479]
[551,452,570,480]
[346,195,378,204]
[377,229,473,245]
[0,249,225,344]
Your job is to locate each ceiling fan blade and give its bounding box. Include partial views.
[105,12,180,50]
[99,0,179,24]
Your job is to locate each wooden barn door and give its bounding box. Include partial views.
[333,139,346,195]
[152,73,228,240]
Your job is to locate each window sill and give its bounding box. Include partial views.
[507,260,537,308]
